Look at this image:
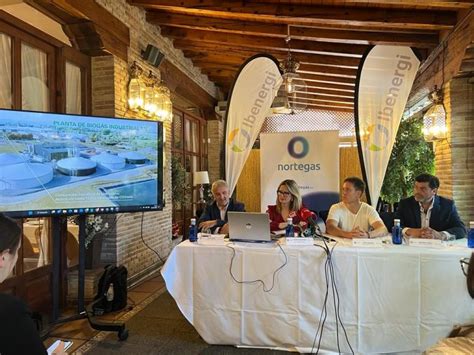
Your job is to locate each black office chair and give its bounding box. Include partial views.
[379,211,396,231]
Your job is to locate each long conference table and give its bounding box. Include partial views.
[161,237,474,353]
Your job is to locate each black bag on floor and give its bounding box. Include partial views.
[93,265,128,315]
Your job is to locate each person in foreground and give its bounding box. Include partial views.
[198,180,245,234]
[396,173,466,240]
[266,179,315,233]
[0,213,66,355]
[326,177,387,238]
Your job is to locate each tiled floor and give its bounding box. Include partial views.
[43,274,166,354]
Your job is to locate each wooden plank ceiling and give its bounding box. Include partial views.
[128,0,474,113]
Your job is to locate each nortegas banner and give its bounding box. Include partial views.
[355,46,420,207]
[225,54,282,195]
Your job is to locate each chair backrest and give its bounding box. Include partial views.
[379,211,396,231]
[468,252,474,299]
[302,192,340,216]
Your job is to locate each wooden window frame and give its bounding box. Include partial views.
[0,11,91,312]
[171,107,208,237]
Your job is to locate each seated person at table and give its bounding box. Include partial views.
[326,177,387,238]
[266,179,315,233]
[396,173,465,240]
[0,214,67,355]
[198,180,245,234]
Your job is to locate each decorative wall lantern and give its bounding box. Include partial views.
[423,86,447,142]
[127,62,172,121]
[423,42,448,142]
[127,61,145,110]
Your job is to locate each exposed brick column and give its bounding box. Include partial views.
[449,77,474,224]
[207,119,225,183]
[435,77,474,224]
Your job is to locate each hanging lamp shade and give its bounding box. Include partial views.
[423,87,447,142]
[280,40,307,113]
[423,103,447,141]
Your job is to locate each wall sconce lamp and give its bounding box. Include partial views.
[423,86,448,142]
[127,61,145,110]
[193,171,209,204]
[127,61,173,122]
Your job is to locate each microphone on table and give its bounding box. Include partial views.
[307,216,334,243]
[307,216,321,236]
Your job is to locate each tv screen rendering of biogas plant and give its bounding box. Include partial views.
[0,109,163,218]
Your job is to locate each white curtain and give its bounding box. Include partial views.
[0,33,12,109]
[66,61,82,114]
[21,43,49,111]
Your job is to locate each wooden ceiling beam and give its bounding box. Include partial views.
[173,41,362,66]
[297,63,358,77]
[408,10,474,107]
[30,0,130,60]
[161,27,368,56]
[159,60,217,110]
[291,92,354,103]
[287,101,354,112]
[150,12,438,48]
[303,86,354,97]
[299,74,356,86]
[192,60,359,78]
[304,82,356,92]
[129,1,457,30]
[252,0,474,11]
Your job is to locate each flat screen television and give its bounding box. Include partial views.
[0,109,163,218]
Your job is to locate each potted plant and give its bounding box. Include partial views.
[171,156,190,239]
[380,116,435,210]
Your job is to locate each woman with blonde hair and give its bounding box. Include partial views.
[266,179,315,232]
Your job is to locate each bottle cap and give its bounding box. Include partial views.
[470,221,474,228]
[287,217,293,223]
[191,218,196,224]
[394,218,400,223]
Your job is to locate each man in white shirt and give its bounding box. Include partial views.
[326,177,387,239]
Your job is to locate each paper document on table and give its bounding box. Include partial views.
[352,238,383,247]
[198,233,227,245]
[47,340,73,354]
[409,238,444,248]
[285,237,314,246]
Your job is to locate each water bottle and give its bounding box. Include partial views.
[189,218,198,242]
[468,221,474,248]
[392,219,402,245]
[285,217,294,238]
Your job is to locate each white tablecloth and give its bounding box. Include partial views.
[161,239,474,353]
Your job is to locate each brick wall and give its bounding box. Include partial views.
[434,77,474,224]
[207,119,225,182]
[447,77,474,224]
[91,0,216,283]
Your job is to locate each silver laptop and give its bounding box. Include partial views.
[228,212,272,242]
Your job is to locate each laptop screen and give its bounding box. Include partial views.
[227,212,271,242]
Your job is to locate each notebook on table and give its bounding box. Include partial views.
[227,212,272,243]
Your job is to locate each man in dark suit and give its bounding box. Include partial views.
[198,180,245,234]
[397,173,466,240]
